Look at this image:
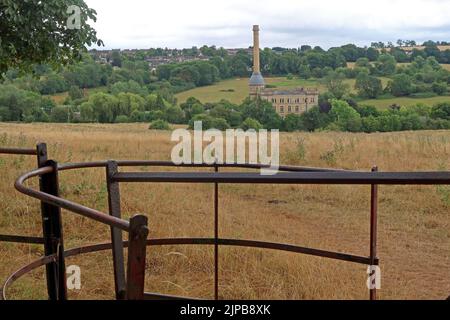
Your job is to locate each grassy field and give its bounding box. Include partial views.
[359,96,450,109]
[175,77,322,105]
[0,123,449,300]
[46,86,108,104]
[175,77,393,106]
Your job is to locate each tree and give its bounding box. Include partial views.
[180,97,204,121]
[431,102,450,120]
[241,118,263,130]
[240,98,282,129]
[0,0,102,73]
[111,50,122,67]
[388,74,414,96]
[355,57,371,68]
[355,73,383,98]
[432,82,447,95]
[88,92,118,123]
[189,114,230,130]
[50,106,70,123]
[375,54,396,76]
[149,119,170,130]
[68,85,84,100]
[300,107,332,131]
[165,105,184,124]
[283,114,304,132]
[115,115,129,123]
[318,92,335,113]
[366,47,380,61]
[329,99,362,132]
[80,101,95,122]
[323,71,350,99]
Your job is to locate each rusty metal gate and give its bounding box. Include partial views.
[1,143,449,300]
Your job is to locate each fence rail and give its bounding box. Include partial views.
[1,143,449,300]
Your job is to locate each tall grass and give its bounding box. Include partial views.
[0,123,448,300]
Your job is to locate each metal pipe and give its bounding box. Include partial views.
[58,160,348,173]
[126,215,149,300]
[370,166,379,300]
[0,234,45,244]
[112,171,450,185]
[214,164,219,300]
[14,167,130,231]
[0,148,37,155]
[2,236,378,300]
[106,161,126,300]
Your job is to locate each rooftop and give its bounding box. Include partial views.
[261,87,319,95]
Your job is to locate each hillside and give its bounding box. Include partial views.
[175,76,450,110]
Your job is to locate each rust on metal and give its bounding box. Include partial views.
[370,166,379,300]
[106,160,127,300]
[126,214,149,300]
[0,147,37,155]
[14,166,130,231]
[0,235,45,244]
[39,160,67,300]
[214,164,219,300]
[112,171,450,185]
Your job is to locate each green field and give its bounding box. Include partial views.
[176,77,323,103]
[176,77,330,105]
[359,96,450,109]
[175,76,391,105]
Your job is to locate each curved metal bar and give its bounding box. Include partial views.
[2,237,374,300]
[14,166,130,232]
[57,160,349,173]
[13,161,351,237]
[146,238,373,265]
[1,254,56,300]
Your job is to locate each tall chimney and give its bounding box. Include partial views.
[249,25,265,97]
[253,25,260,73]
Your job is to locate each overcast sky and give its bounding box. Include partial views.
[85,0,450,50]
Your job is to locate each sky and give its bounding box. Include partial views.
[85,0,450,50]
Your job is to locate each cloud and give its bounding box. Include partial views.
[85,0,450,49]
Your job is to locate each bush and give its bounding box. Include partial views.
[432,82,447,95]
[115,115,129,123]
[241,117,263,130]
[149,119,170,130]
[282,114,304,132]
[329,99,362,132]
[409,92,437,98]
[188,114,230,130]
[68,85,84,100]
[388,74,414,96]
[431,102,450,120]
[50,106,69,123]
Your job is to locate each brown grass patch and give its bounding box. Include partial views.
[0,123,449,299]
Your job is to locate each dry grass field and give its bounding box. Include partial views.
[0,123,449,300]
